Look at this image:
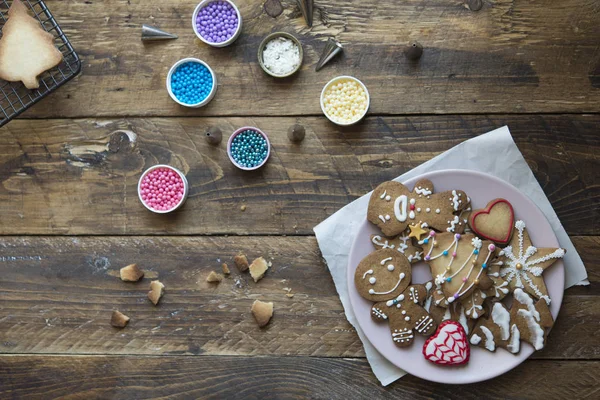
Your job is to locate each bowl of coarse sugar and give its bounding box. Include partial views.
[258,32,303,78]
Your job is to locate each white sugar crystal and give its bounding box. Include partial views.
[262,37,300,76]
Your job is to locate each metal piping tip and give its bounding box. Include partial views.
[296,0,314,27]
[404,41,423,60]
[142,24,178,41]
[315,38,343,71]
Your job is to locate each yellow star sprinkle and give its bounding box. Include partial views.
[408,223,428,240]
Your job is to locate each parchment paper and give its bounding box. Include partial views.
[313,126,589,386]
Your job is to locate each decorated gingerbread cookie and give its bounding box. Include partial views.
[354,249,412,302]
[423,321,470,365]
[370,228,423,263]
[469,198,515,245]
[421,231,496,304]
[368,179,469,237]
[469,288,554,353]
[497,220,565,304]
[371,284,437,347]
[461,260,509,319]
[423,280,476,335]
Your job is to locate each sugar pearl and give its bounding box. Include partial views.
[140,167,185,212]
[322,78,368,124]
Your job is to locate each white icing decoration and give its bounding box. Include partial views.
[417,207,421,212]
[369,277,376,284]
[387,264,395,271]
[470,334,482,345]
[409,198,416,205]
[385,195,391,201]
[409,286,419,303]
[362,269,374,279]
[435,208,440,214]
[380,257,393,265]
[394,195,408,222]
[370,272,406,295]
[507,324,521,353]
[423,282,433,312]
[378,215,386,223]
[480,326,496,351]
[392,328,413,343]
[409,211,415,219]
[471,237,482,249]
[517,309,545,350]
[492,303,511,340]
[386,293,405,307]
[415,186,432,196]
[404,316,411,321]
[379,190,387,199]
[372,307,388,319]
[425,208,431,213]
[401,310,406,315]
[415,315,434,333]
[499,221,564,305]
[372,235,394,250]
[385,215,391,221]
[446,215,460,232]
[451,190,460,211]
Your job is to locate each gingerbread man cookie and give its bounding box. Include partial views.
[354,249,412,302]
[469,288,554,354]
[368,179,469,237]
[421,231,496,304]
[371,284,437,347]
[497,220,565,304]
[370,228,423,264]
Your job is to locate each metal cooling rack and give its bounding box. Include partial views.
[0,0,81,127]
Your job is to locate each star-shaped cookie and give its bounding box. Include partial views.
[497,220,565,304]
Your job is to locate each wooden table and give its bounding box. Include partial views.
[1,1,598,398]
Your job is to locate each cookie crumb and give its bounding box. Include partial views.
[240,205,246,211]
[222,263,230,275]
[206,271,224,283]
[148,280,165,305]
[286,293,294,298]
[234,253,249,272]
[249,257,269,282]
[119,263,144,282]
[111,310,130,328]
[251,300,273,327]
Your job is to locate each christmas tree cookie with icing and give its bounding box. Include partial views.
[367,179,469,237]
[354,248,412,302]
[370,227,423,264]
[371,284,437,347]
[497,220,565,304]
[469,288,554,354]
[421,231,496,305]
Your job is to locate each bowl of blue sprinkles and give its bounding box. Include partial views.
[227,127,271,171]
[166,58,217,108]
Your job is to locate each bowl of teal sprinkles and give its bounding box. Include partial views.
[166,58,217,108]
[227,127,271,170]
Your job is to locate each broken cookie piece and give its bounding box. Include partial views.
[222,263,230,275]
[119,263,144,282]
[249,257,269,282]
[206,271,224,283]
[234,253,249,272]
[251,300,273,327]
[147,280,165,305]
[111,310,130,328]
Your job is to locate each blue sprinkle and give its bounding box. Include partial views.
[482,263,487,269]
[446,277,452,282]
[443,250,448,256]
[474,249,479,255]
[423,238,429,244]
[230,129,268,168]
[170,62,213,105]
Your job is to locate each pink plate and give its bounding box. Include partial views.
[347,169,564,384]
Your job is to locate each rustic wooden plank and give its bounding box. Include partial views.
[0,236,596,358]
[0,114,598,235]
[0,355,598,399]
[15,0,600,118]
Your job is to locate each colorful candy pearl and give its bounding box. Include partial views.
[170,62,213,105]
[140,167,185,212]
[322,78,368,124]
[230,129,269,168]
[196,1,239,44]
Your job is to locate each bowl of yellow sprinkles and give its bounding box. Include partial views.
[320,76,370,126]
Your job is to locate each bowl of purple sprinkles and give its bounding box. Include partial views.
[192,0,242,47]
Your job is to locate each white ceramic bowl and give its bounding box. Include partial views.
[192,0,243,47]
[166,58,217,108]
[138,165,189,214]
[320,75,370,126]
[227,127,271,171]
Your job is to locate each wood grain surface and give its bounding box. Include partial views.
[0,236,596,358]
[1,356,598,399]
[0,114,598,235]
[16,0,600,118]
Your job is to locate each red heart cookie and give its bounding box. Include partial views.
[423,320,470,366]
[468,198,514,245]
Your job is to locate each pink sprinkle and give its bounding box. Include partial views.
[140,167,185,211]
[489,244,496,251]
[424,255,430,261]
[452,252,457,257]
[462,277,467,282]
[429,231,435,237]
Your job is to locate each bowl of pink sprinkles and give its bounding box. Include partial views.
[137,165,189,213]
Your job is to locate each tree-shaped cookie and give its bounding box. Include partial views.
[421,231,496,304]
[368,179,469,237]
[354,249,412,302]
[498,220,565,304]
[469,288,554,353]
[0,0,63,89]
[371,284,437,347]
[370,227,423,263]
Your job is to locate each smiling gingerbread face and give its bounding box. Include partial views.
[367,179,469,237]
[354,249,412,302]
